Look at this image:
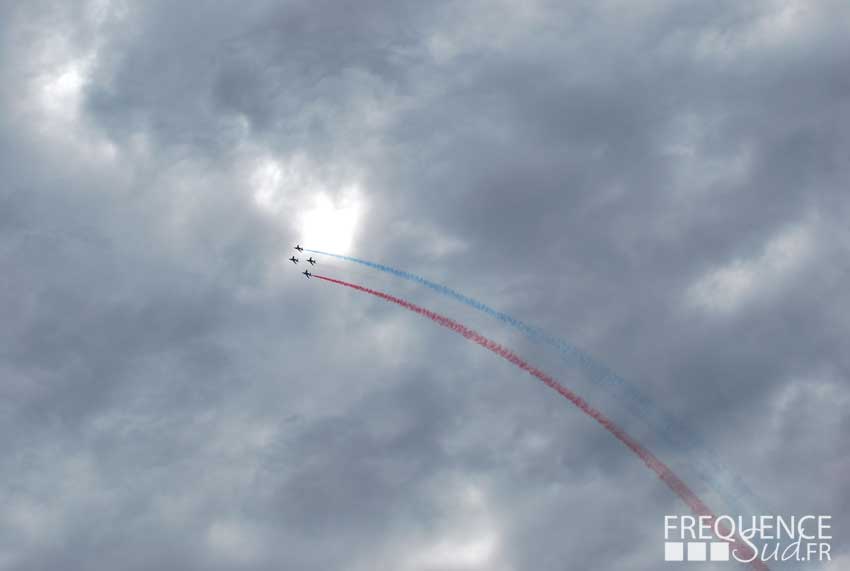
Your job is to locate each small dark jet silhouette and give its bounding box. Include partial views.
[289,256,299,264]
[307,257,317,265]
[302,270,312,278]
[294,244,304,252]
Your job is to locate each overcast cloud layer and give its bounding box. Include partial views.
[1,1,848,569]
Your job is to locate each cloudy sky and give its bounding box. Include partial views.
[1,1,848,569]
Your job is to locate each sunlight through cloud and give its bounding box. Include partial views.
[299,187,363,256]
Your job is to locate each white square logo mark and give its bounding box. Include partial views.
[710,542,730,561]
[687,542,707,561]
[665,542,684,561]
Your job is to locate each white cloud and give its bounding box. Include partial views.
[206,520,265,565]
[404,482,506,571]
[686,221,815,314]
[695,0,819,61]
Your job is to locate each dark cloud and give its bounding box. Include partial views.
[1,1,847,569]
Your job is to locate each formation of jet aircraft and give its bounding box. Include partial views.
[294,245,315,277]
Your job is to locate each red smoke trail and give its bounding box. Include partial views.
[314,274,767,570]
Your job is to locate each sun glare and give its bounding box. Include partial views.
[248,155,364,256]
[299,188,362,256]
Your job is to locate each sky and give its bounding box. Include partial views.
[1,1,848,569]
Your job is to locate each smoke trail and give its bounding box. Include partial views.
[304,251,673,433]
[314,273,767,570]
[304,249,754,515]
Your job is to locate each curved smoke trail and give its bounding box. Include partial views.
[305,249,755,515]
[314,273,767,570]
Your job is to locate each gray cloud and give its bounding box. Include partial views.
[1,1,847,569]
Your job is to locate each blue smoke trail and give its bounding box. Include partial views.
[306,248,758,515]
